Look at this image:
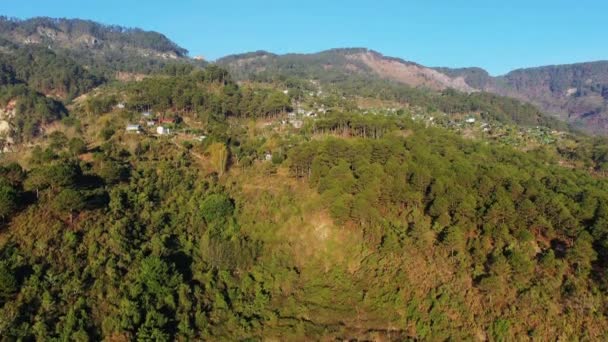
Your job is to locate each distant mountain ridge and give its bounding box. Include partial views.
[0,16,199,76]
[0,15,607,134]
[218,48,608,134]
[440,61,608,133]
[217,48,474,92]
[0,16,188,58]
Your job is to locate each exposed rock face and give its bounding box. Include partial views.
[346,51,474,92]
[218,48,475,92]
[0,101,16,151]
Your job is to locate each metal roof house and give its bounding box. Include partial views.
[126,124,142,133]
[156,126,171,135]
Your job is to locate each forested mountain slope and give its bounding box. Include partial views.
[217,48,473,91]
[0,15,607,341]
[0,61,606,339]
[440,61,608,134]
[0,17,200,75]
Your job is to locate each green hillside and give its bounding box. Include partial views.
[0,16,607,341]
[0,61,606,340]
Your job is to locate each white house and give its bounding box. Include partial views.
[291,120,303,129]
[126,124,141,133]
[156,126,170,135]
[116,103,125,109]
[465,117,476,123]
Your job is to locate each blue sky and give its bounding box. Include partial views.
[1,0,607,75]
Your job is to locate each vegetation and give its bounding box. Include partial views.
[1,16,608,341]
[0,39,104,99]
[0,84,67,142]
[121,68,291,119]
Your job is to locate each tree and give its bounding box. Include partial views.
[0,261,17,305]
[207,143,229,177]
[52,188,86,223]
[442,226,466,258]
[567,231,597,276]
[200,193,234,227]
[0,182,17,221]
[68,137,87,156]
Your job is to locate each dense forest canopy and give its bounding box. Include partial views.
[0,39,104,99]
[1,15,608,341]
[0,109,607,339]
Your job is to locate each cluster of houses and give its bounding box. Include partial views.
[125,109,176,136]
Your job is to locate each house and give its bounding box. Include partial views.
[142,111,153,118]
[291,120,303,129]
[264,152,272,161]
[465,117,476,123]
[146,120,156,127]
[126,124,142,133]
[196,135,207,142]
[116,103,126,109]
[156,126,170,135]
[159,117,176,124]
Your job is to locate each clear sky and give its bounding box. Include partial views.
[1,0,606,75]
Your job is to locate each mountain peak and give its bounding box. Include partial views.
[0,16,188,57]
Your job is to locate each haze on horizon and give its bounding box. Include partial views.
[1,0,607,75]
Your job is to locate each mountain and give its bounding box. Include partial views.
[219,49,608,134]
[217,48,474,92]
[0,16,196,75]
[440,62,608,134]
[1,16,608,341]
[0,17,205,146]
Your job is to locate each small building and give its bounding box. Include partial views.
[291,120,303,129]
[156,126,170,135]
[142,111,153,118]
[146,120,156,127]
[196,135,207,142]
[159,117,176,124]
[465,117,476,123]
[116,103,125,109]
[126,124,142,133]
[264,152,272,161]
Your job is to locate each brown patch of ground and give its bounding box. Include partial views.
[347,52,474,92]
